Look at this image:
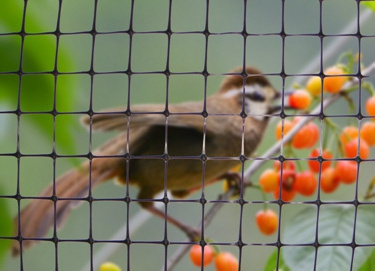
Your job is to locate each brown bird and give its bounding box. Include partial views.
[12,66,281,255]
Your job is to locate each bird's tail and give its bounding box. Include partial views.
[12,155,125,256]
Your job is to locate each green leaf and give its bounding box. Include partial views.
[264,249,291,271]
[0,188,12,267]
[0,2,23,33]
[0,2,79,158]
[282,205,375,271]
[362,2,375,12]
[359,249,375,271]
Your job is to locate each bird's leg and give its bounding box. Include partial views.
[146,171,246,240]
[147,205,200,241]
[219,171,243,196]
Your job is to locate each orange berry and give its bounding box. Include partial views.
[344,137,370,159]
[292,122,319,149]
[320,167,340,193]
[306,123,320,148]
[340,126,359,146]
[255,209,278,235]
[293,171,318,196]
[189,245,214,267]
[308,148,333,173]
[275,119,294,140]
[273,186,297,202]
[360,122,375,146]
[306,76,322,97]
[323,66,347,93]
[288,89,312,110]
[278,169,296,190]
[273,168,297,201]
[366,96,375,119]
[335,161,358,184]
[273,160,296,172]
[215,252,239,271]
[259,169,279,193]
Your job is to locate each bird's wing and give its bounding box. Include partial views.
[81,103,208,134]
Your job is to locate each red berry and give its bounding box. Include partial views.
[293,171,318,196]
[189,245,214,267]
[288,89,312,110]
[323,66,347,93]
[273,160,296,172]
[273,186,297,202]
[366,96,375,119]
[278,169,296,191]
[255,209,278,235]
[292,122,319,149]
[340,126,359,146]
[320,167,340,193]
[275,119,294,140]
[259,169,279,193]
[344,137,370,159]
[360,122,375,146]
[335,161,358,184]
[215,252,239,271]
[308,148,333,173]
[273,167,297,201]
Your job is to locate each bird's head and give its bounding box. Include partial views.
[219,66,281,119]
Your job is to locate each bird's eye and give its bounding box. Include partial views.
[246,90,265,102]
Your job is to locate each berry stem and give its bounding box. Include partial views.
[340,93,356,118]
[325,133,336,157]
[288,148,303,172]
[284,144,293,158]
[362,81,375,96]
[261,192,268,211]
[324,118,344,158]
[337,51,356,74]
[363,177,375,201]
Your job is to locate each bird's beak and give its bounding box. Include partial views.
[273,90,281,100]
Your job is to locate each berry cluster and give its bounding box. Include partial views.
[254,61,375,236]
[189,245,238,270]
[288,65,348,111]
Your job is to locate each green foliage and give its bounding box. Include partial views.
[0,1,78,156]
[0,187,12,268]
[359,249,375,271]
[362,2,375,12]
[264,250,291,271]
[282,205,375,271]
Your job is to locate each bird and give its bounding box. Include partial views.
[12,66,281,256]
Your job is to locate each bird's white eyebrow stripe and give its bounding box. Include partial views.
[222,88,242,98]
[223,84,262,98]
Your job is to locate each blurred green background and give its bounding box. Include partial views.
[1,0,375,270]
